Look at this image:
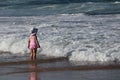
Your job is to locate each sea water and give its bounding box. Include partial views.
[0,0,120,63]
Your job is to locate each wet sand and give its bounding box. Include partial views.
[0,57,120,80]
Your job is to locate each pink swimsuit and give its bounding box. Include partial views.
[29,34,39,49]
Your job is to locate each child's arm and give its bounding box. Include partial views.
[35,36,40,48]
[28,38,30,48]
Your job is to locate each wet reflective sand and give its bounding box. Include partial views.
[0,57,120,80]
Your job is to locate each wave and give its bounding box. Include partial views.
[0,2,120,17]
[0,0,120,17]
[0,14,120,63]
[0,0,119,8]
[0,0,119,5]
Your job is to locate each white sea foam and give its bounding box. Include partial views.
[0,14,120,62]
[114,1,120,4]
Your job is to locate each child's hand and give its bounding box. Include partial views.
[38,45,40,48]
[28,45,30,49]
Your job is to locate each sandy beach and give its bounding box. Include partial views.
[0,57,120,80]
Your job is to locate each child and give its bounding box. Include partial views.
[28,28,40,60]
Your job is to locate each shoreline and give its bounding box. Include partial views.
[0,57,120,71]
[0,57,68,66]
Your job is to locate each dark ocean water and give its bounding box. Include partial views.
[0,0,120,16]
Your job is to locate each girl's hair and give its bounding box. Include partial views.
[31,28,38,34]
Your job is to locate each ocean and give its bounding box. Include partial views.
[0,0,120,64]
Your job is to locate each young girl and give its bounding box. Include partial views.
[28,28,40,60]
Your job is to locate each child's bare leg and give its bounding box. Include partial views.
[33,49,37,60]
[35,49,37,59]
[30,49,33,60]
